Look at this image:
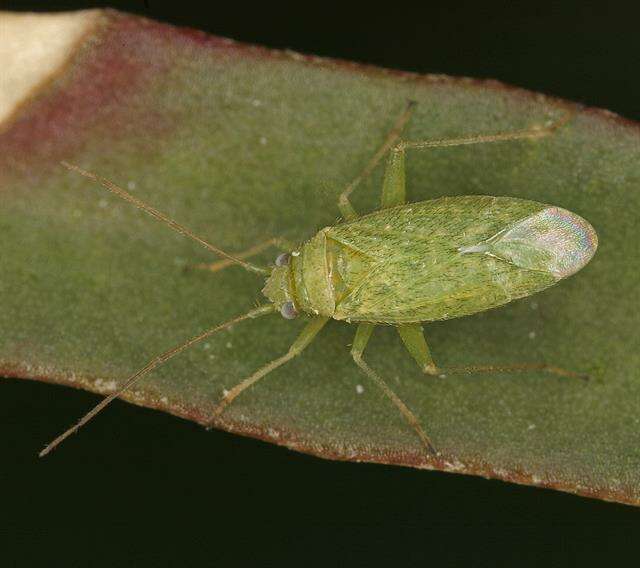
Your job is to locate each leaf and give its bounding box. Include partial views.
[1,9,638,505]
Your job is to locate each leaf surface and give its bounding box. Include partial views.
[1,9,638,505]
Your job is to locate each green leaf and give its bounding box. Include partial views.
[1,9,638,505]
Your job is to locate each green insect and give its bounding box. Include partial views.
[42,102,597,457]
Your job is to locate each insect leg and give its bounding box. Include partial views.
[337,101,416,221]
[208,316,330,423]
[397,324,437,374]
[398,109,573,154]
[350,323,437,455]
[434,362,589,381]
[398,324,586,380]
[380,145,406,208]
[398,323,588,380]
[188,237,296,273]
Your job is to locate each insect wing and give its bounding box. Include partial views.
[327,196,595,323]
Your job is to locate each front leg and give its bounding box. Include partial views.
[209,316,330,423]
[188,236,296,274]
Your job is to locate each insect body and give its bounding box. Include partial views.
[44,102,597,457]
[265,196,596,324]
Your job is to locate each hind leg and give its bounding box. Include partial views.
[341,104,573,219]
[337,101,416,220]
[397,323,587,380]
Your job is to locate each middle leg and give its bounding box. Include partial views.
[351,323,437,455]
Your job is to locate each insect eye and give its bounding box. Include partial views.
[275,253,291,267]
[280,301,298,319]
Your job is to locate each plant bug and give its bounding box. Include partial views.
[42,101,597,457]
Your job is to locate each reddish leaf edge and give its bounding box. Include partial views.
[2,361,636,507]
[2,9,633,137]
[99,8,635,132]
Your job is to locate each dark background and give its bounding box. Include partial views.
[2,1,638,566]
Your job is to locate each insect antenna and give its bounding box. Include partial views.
[39,304,276,457]
[60,162,269,275]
